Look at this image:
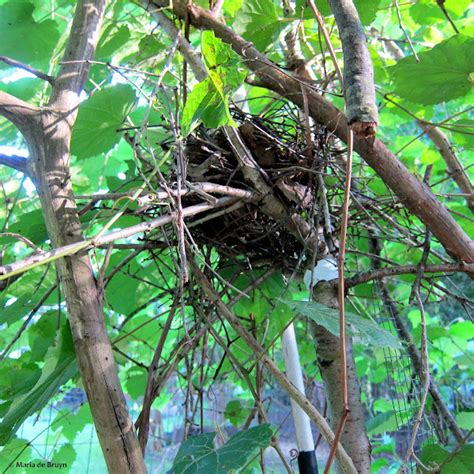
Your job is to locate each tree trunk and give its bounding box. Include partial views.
[28,111,146,473]
[0,0,147,471]
[311,281,371,473]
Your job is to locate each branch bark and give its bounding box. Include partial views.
[0,1,147,472]
[419,122,474,212]
[311,281,371,473]
[0,153,28,174]
[0,91,39,141]
[0,55,55,84]
[345,262,471,288]
[327,0,378,137]
[160,0,474,265]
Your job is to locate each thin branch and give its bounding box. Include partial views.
[345,262,471,288]
[190,259,357,474]
[138,301,178,452]
[435,0,460,34]
[0,197,240,282]
[393,0,419,61]
[307,0,343,87]
[404,290,430,470]
[0,154,29,174]
[0,285,57,361]
[0,232,41,252]
[324,129,353,474]
[140,0,207,82]
[419,122,474,212]
[0,55,55,84]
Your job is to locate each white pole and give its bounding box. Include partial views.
[282,323,318,473]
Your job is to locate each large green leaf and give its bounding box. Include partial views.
[170,424,273,474]
[420,443,474,474]
[182,32,245,134]
[284,300,401,349]
[0,1,59,69]
[0,321,78,445]
[71,84,136,159]
[234,0,281,50]
[389,35,474,105]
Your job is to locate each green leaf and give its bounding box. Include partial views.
[455,411,474,430]
[234,0,281,50]
[366,411,397,435]
[53,404,93,443]
[0,321,78,445]
[420,443,474,474]
[224,399,253,427]
[71,85,136,159]
[52,443,76,470]
[389,35,474,105]
[170,424,273,474]
[354,0,382,25]
[96,25,130,61]
[284,300,401,349]
[182,76,234,135]
[0,0,60,69]
[124,369,147,400]
[182,32,245,135]
[8,209,47,245]
[0,438,33,473]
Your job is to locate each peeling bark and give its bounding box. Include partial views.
[311,281,371,473]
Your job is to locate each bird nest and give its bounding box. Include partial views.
[176,105,339,269]
[136,105,342,270]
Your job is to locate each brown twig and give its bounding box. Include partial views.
[324,129,353,474]
[0,55,55,84]
[189,258,357,473]
[345,262,471,288]
[435,0,460,34]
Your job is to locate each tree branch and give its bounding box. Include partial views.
[0,55,55,84]
[345,262,471,288]
[0,197,239,282]
[419,122,474,212]
[141,0,207,82]
[159,0,474,265]
[49,0,107,109]
[327,0,378,137]
[0,91,39,139]
[0,153,28,174]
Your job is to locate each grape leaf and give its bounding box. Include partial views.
[389,35,474,105]
[284,299,401,349]
[71,85,136,159]
[0,1,59,69]
[234,0,281,50]
[0,321,78,445]
[170,424,273,474]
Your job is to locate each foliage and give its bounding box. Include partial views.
[170,424,273,473]
[0,0,473,472]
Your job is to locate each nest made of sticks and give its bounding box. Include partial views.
[174,105,340,269]
[133,104,342,268]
